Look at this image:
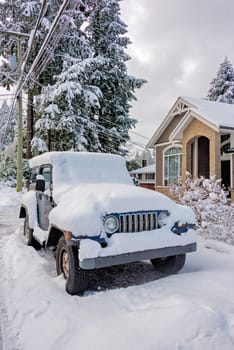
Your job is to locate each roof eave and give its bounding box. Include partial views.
[220,126,234,132]
[147,96,198,148]
[147,96,181,148]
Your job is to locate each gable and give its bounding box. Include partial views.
[147,97,193,147]
[147,96,234,148]
[157,112,187,144]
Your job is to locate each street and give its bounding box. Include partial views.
[0,187,234,350]
[0,188,21,350]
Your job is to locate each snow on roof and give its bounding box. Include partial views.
[147,96,234,148]
[29,151,133,188]
[130,164,155,175]
[181,96,234,129]
[29,151,123,168]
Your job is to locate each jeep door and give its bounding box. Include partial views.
[37,165,54,230]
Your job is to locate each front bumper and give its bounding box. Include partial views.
[79,242,197,269]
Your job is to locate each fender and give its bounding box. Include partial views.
[20,191,38,229]
[46,225,64,248]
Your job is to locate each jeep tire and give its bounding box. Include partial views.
[151,254,186,275]
[56,236,89,295]
[24,215,41,250]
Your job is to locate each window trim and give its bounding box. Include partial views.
[163,145,182,186]
[39,164,53,192]
[29,166,39,190]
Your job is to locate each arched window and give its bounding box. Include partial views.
[164,146,182,185]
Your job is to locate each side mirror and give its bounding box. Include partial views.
[36,175,45,192]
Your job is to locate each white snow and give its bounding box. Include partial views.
[25,152,196,258]
[130,163,155,175]
[0,184,21,207]
[1,186,234,350]
[182,96,234,128]
[79,228,196,261]
[29,151,133,187]
[49,183,196,236]
[21,191,38,228]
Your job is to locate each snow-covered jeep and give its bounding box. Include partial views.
[19,152,196,295]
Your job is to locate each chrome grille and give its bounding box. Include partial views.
[119,212,158,233]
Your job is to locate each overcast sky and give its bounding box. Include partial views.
[120,0,234,147]
[1,1,233,152]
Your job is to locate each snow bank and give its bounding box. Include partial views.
[0,184,21,207]
[0,186,234,350]
[1,231,234,350]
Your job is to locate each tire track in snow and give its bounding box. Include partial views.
[0,206,21,350]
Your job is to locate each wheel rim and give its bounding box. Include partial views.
[158,257,169,265]
[60,248,69,279]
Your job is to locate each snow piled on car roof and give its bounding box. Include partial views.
[29,151,133,186]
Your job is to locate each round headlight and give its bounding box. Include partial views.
[104,215,119,234]
[158,211,170,227]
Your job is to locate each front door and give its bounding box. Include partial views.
[198,136,210,178]
[221,160,230,193]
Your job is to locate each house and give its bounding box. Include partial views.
[130,163,155,190]
[147,96,234,201]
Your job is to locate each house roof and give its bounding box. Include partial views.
[182,96,234,129]
[130,164,155,175]
[147,96,234,148]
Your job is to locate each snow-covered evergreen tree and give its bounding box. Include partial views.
[0,0,90,155]
[33,57,103,152]
[0,100,17,147]
[0,0,41,89]
[207,57,234,103]
[31,1,101,152]
[84,0,146,154]
[33,0,145,154]
[1,0,146,155]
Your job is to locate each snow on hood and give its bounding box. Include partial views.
[49,184,195,236]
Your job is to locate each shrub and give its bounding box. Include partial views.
[170,173,234,245]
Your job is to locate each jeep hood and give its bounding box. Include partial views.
[49,184,195,237]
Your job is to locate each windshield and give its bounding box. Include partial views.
[52,152,133,187]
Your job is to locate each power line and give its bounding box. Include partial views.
[0,0,47,146]
[33,1,80,81]
[0,0,149,152]
[19,89,150,150]
[20,0,71,93]
[0,0,72,146]
[0,94,15,97]
[28,98,150,151]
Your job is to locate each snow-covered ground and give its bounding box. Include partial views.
[0,186,234,350]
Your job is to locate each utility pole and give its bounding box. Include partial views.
[0,30,29,192]
[16,38,23,192]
